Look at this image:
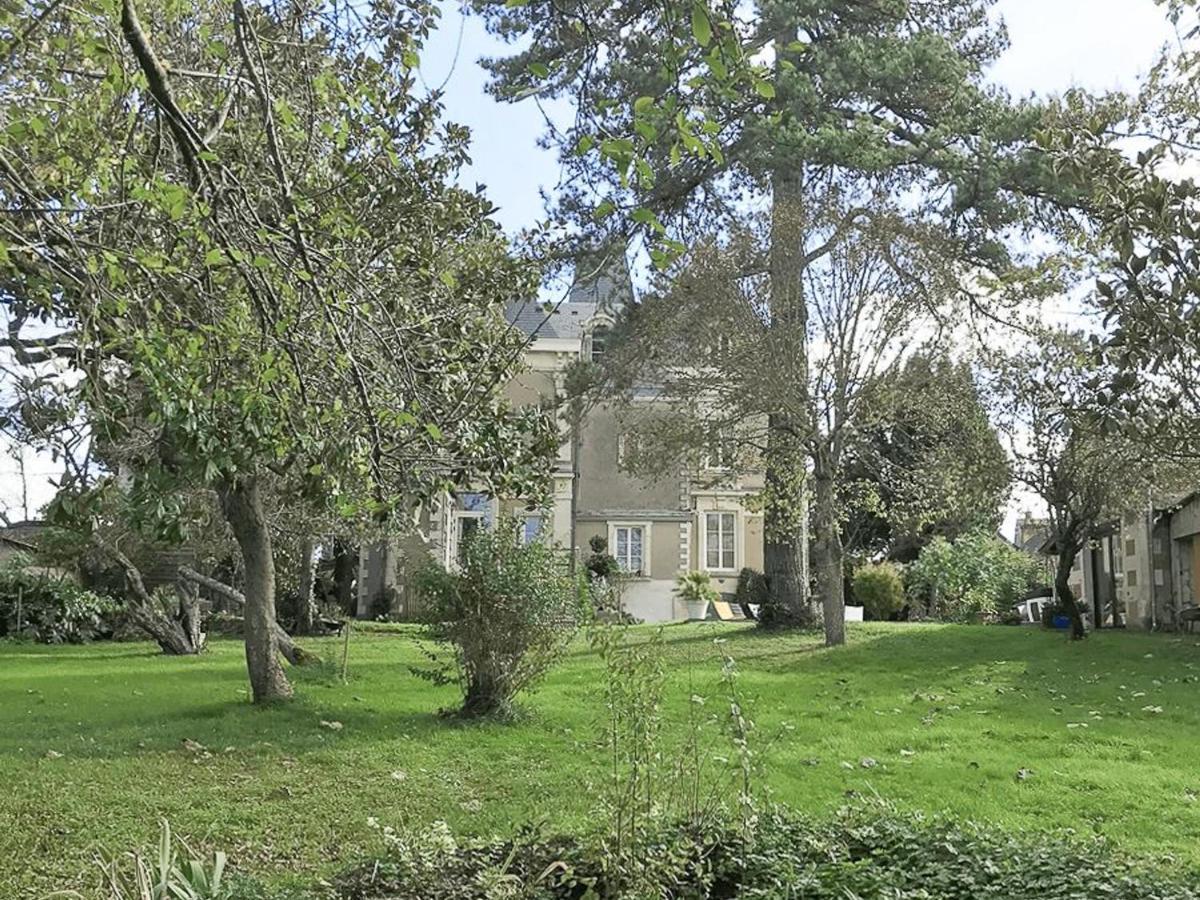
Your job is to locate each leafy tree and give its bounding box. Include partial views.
[1044,3,1200,469]
[906,529,1042,623]
[477,0,1069,642]
[987,332,1183,639]
[842,355,1011,562]
[0,0,557,701]
[601,195,963,644]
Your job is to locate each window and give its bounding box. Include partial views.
[705,512,736,571]
[590,325,610,363]
[521,514,543,545]
[704,427,735,471]
[455,515,482,564]
[613,525,646,575]
[617,431,641,470]
[451,492,492,565]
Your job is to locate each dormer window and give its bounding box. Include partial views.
[590,324,610,363]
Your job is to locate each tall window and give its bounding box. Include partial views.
[590,325,610,363]
[613,525,645,575]
[617,431,641,470]
[705,512,736,571]
[704,427,734,471]
[452,492,491,565]
[521,514,543,545]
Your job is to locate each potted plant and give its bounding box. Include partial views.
[675,571,718,621]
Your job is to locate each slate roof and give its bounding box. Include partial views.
[505,245,634,341]
[505,299,599,340]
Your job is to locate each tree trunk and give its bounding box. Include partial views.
[761,153,813,627]
[1054,546,1087,641]
[295,536,318,635]
[176,580,204,651]
[763,426,813,627]
[332,539,356,616]
[94,537,204,655]
[219,476,293,702]
[812,466,845,647]
[178,565,317,666]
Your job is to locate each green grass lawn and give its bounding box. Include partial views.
[3,623,1200,897]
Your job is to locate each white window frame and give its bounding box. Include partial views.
[608,521,651,577]
[588,323,612,363]
[701,510,739,574]
[447,492,494,568]
[701,424,735,472]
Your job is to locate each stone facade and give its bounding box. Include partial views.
[358,252,765,622]
[1057,492,1200,631]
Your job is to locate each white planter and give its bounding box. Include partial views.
[684,599,710,620]
[844,605,864,623]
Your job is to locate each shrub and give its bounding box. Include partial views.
[747,567,815,630]
[733,568,769,619]
[674,571,719,608]
[414,520,585,718]
[852,562,905,620]
[0,554,119,643]
[584,534,621,583]
[334,807,1200,899]
[906,530,1043,623]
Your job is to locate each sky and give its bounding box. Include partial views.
[420,0,1178,234]
[0,0,1182,523]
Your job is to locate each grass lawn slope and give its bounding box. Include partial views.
[2,623,1199,896]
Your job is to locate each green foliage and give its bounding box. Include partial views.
[333,806,1200,899]
[733,568,769,614]
[584,535,621,583]
[89,820,235,900]
[843,355,1012,561]
[0,555,118,644]
[10,625,1200,894]
[414,521,584,718]
[1,0,556,540]
[478,0,1053,264]
[906,531,1043,622]
[673,571,719,605]
[851,562,905,621]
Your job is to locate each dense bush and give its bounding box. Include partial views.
[733,567,769,619]
[852,561,906,620]
[335,807,1200,899]
[906,530,1044,622]
[414,521,585,718]
[0,555,118,643]
[750,568,814,630]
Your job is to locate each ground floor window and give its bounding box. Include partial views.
[613,524,646,576]
[451,492,492,564]
[705,511,736,571]
[521,514,543,545]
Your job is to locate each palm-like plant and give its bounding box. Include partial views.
[675,572,719,619]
